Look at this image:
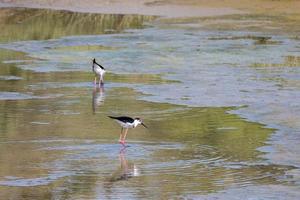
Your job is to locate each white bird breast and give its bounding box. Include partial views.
[117,121,135,129]
[94,66,105,76]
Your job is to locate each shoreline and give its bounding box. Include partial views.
[0,1,243,18]
[0,0,300,19]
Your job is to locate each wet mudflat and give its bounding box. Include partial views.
[0,8,299,199]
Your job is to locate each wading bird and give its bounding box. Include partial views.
[108,116,148,145]
[92,58,106,85]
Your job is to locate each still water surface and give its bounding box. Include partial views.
[0,8,299,199]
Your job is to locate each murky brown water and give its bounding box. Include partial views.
[0,7,299,199]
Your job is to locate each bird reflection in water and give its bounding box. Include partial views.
[92,84,105,114]
[103,147,140,197]
[110,147,140,182]
[108,147,140,185]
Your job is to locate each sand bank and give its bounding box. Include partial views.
[1,0,299,18]
[0,0,243,18]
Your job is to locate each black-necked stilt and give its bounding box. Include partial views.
[108,116,148,145]
[92,58,106,85]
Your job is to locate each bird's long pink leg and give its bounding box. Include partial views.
[100,76,104,85]
[119,127,123,141]
[98,76,101,87]
[122,128,129,144]
[119,128,125,145]
[94,77,97,85]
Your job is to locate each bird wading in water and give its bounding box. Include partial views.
[92,58,106,86]
[108,116,148,146]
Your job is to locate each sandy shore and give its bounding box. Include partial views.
[0,0,299,18]
[0,0,241,18]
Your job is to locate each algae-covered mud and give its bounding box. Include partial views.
[0,8,155,42]
[0,7,300,199]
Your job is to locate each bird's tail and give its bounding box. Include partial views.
[108,116,117,119]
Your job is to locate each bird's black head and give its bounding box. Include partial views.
[93,58,96,63]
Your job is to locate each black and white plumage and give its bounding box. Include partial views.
[92,58,106,85]
[108,116,147,145]
[109,116,147,129]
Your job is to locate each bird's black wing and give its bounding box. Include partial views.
[93,59,105,70]
[92,59,96,71]
[108,116,134,123]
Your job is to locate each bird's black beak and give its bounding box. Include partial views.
[141,123,148,129]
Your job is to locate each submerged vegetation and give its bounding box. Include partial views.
[53,45,121,52]
[252,55,300,68]
[161,13,300,35]
[208,35,282,45]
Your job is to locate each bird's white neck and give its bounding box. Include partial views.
[133,120,140,128]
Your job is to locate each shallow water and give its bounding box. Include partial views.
[0,8,299,199]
